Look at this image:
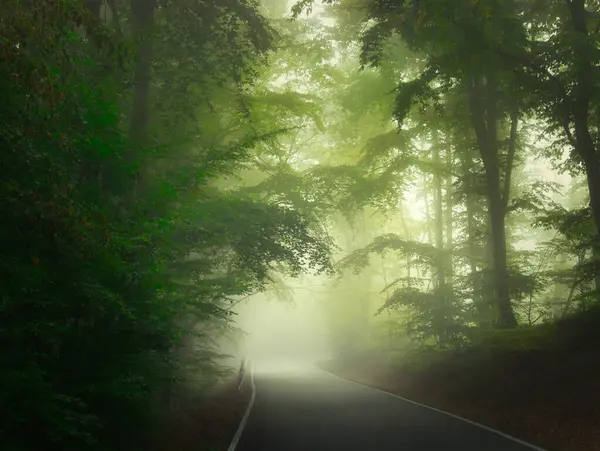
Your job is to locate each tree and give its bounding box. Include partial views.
[293,0,531,327]
[0,2,334,450]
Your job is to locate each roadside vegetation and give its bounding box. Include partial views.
[3,1,600,451]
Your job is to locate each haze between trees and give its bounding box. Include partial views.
[2,1,600,450]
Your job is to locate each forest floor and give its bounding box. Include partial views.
[156,370,251,451]
[320,312,600,451]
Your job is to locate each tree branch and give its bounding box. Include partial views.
[503,108,519,209]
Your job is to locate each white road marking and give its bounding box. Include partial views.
[317,365,548,451]
[227,364,256,451]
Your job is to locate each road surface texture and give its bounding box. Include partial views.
[234,364,546,451]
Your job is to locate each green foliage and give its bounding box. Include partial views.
[250,91,326,132]
[0,1,334,450]
[462,323,561,353]
[10,0,600,447]
[339,233,447,271]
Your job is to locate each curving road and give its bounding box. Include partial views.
[232,363,546,451]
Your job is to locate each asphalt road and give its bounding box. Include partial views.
[234,364,546,451]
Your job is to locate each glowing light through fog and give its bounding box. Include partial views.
[233,284,330,368]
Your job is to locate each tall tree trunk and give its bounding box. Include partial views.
[551,252,569,319]
[463,157,489,325]
[566,0,600,299]
[422,169,435,305]
[445,146,454,284]
[584,161,600,299]
[423,173,434,246]
[567,0,599,227]
[467,75,518,328]
[487,180,515,327]
[432,138,448,344]
[399,199,412,278]
[445,145,455,337]
[381,254,393,350]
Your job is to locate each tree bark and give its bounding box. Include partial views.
[433,145,445,285]
[487,177,515,327]
[463,156,489,325]
[566,0,600,298]
[445,146,454,284]
[399,199,412,278]
[423,173,434,245]
[503,108,519,210]
[432,136,448,344]
[467,75,518,328]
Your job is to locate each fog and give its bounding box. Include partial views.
[232,278,331,372]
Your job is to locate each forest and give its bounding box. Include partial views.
[2,0,600,450]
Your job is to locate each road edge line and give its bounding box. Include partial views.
[316,365,548,451]
[227,363,256,451]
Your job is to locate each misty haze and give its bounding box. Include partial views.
[235,290,330,370]
[3,1,600,451]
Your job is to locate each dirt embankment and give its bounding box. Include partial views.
[156,370,252,451]
[321,313,600,451]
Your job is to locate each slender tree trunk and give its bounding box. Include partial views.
[381,254,394,350]
[487,182,515,327]
[567,0,600,299]
[423,170,436,293]
[423,173,434,246]
[432,138,448,344]
[445,145,455,338]
[503,108,518,209]
[583,163,600,299]
[458,137,492,326]
[467,75,518,328]
[398,199,412,282]
[577,118,600,298]
[549,215,570,318]
[445,146,454,284]
[433,146,445,280]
